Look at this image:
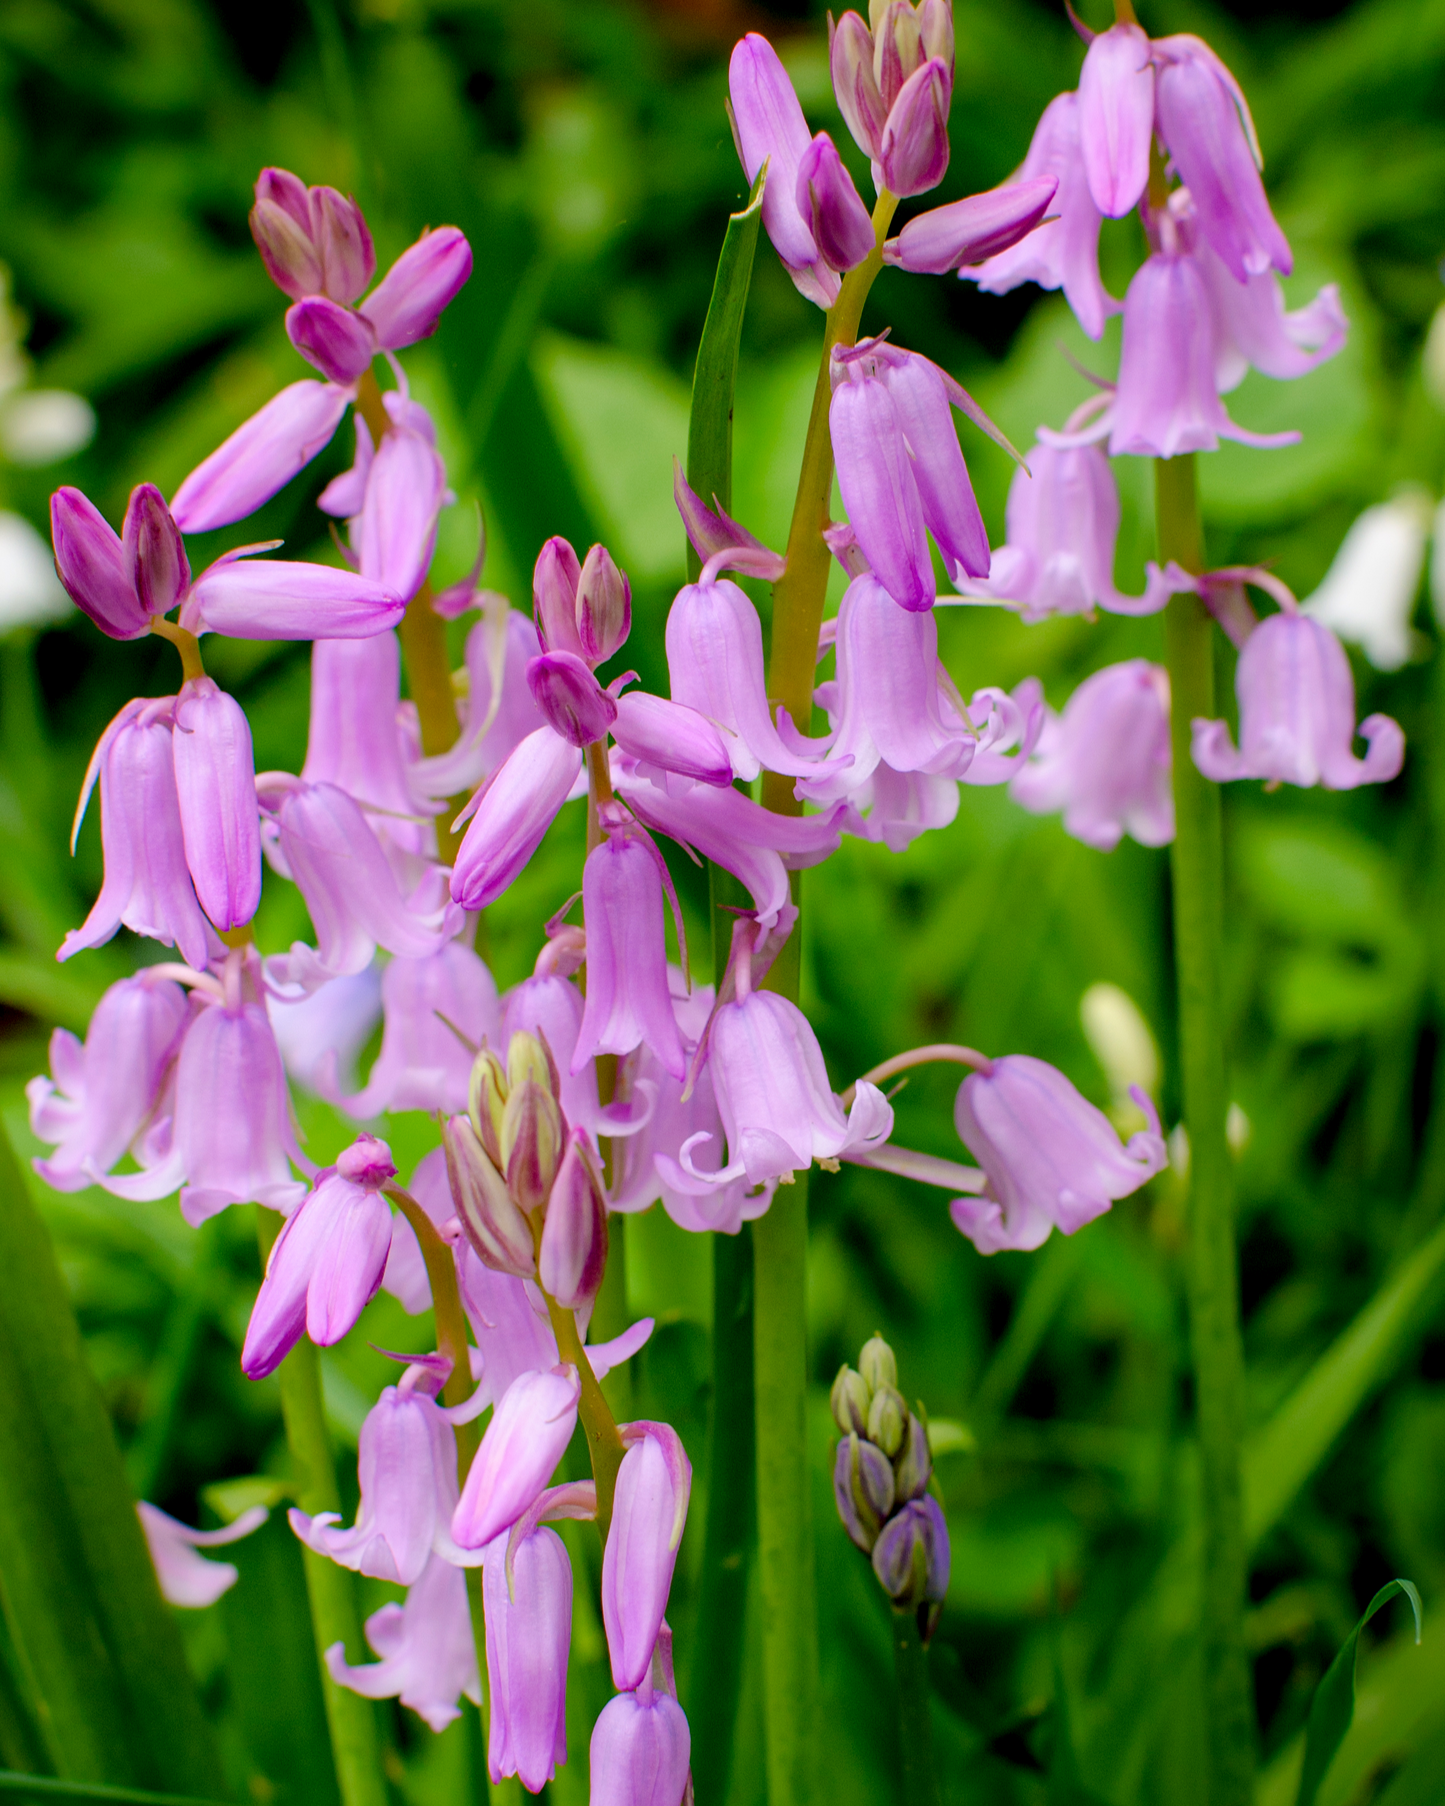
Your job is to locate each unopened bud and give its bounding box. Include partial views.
[538,1131,608,1309]
[468,1047,508,1167]
[879,58,951,198]
[867,1383,908,1458]
[916,0,953,73]
[830,1364,872,1436]
[501,1081,564,1213]
[526,650,618,748]
[830,11,887,159]
[285,297,377,384]
[796,134,876,275]
[533,536,584,657]
[123,483,190,618]
[250,169,323,299]
[833,1431,895,1552]
[575,544,632,663]
[858,1334,897,1395]
[892,1411,931,1501]
[873,0,924,110]
[507,1029,561,1100]
[310,186,375,304]
[443,1115,535,1278]
[871,1496,950,1609]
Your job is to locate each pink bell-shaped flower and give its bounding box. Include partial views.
[574,826,686,1080]
[588,1687,691,1806]
[600,1425,693,1692]
[326,1552,481,1732]
[453,1365,582,1551]
[171,676,263,933]
[450,727,583,911]
[483,1525,572,1791]
[1076,21,1155,219]
[138,1501,269,1609]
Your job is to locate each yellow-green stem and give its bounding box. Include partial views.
[542,1291,626,1540]
[148,617,206,682]
[256,1209,387,1806]
[1157,455,1254,1806]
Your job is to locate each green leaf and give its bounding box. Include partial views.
[684,162,765,579]
[0,1773,228,1806]
[0,1129,222,1796]
[1294,1580,1422,1806]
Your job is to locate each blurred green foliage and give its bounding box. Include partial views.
[1,0,1444,1802]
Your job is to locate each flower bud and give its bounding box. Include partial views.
[830,1364,872,1436]
[469,1047,508,1167]
[830,11,887,159]
[51,488,150,640]
[867,1383,908,1458]
[502,1081,564,1214]
[123,483,190,618]
[833,1431,895,1552]
[443,1113,536,1277]
[892,1410,932,1501]
[796,134,876,274]
[575,544,632,664]
[533,537,584,657]
[310,186,375,303]
[916,0,953,72]
[358,226,473,351]
[871,1496,950,1610]
[250,169,324,299]
[538,1131,608,1309]
[525,651,618,748]
[507,1028,561,1098]
[879,58,951,198]
[858,1334,897,1394]
[873,0,924,110]
[171,676,262,933]
[285,297,377,384]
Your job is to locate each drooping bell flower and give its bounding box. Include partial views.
[953,438,1193,620]
[827,2,954,195]
[452,1365,582,1551]
[352,397,449,605]
[1196,240,1347,394]
[600,1425,693,1691]
[1010,660,1174,851]
[484,1526,572,1791]
[60,700,217,970]
[588,1680,691,1806]
[414,608,547,801]
[250,168,375,302]
[1191,609,1405,790]
[302,632,421,818]
[242,1135,397,1379]
[171,676,262,932]
[1303,495,1431,674]
[829,338,991,606]
[289,1351,481,1576]
[138,1502,269,1608]
[1076,20,1155,218]
[949,1054,1168,1255]
[959,92,1118,341]
[326,1552,481,1732]
[838,762,960,854]
[575,823,687,1080]
[269,967,383,1097]
[450,727,583,911]
[27,973,190,1192]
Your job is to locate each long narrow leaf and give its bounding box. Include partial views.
[1295,1580,1422,1806]
[0,1773,229,1806]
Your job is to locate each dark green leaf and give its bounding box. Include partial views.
[1295,1579,1422,1806]
[0,1773,228,1806]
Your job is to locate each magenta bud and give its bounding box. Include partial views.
[883,174,1058,273]
[537,1131,608,1309]
[588,1690,691,1806]
[171,676,262,932]
[310,185,376,303]
[871,1496,950,1608]
[1077,21,1155,220]
[452,1365,581,1550]
[51,487,149,639]
[122,484,190,619]
[601,1426,692,1691]
[526,651,618,748]
[285,297,377,383]
[830,10,887,157]
[610,691,733,789]
[833,1431,895,1551]
[879,57,952,198]
[250,168,324,299]
[359,226,473,351]
[575,543,632,663]
[533,536,584,656]
[796,134,876,274]
[442,1114,536,1279]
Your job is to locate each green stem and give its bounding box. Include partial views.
[256,1212,386,1806]
[542,1293,626,1541]
[890,1611,938,1806]
[1157,455,1254,1806]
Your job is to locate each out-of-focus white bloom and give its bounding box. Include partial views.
[1423,301,1445,412]
[1,391,95,465]
[0,510,70,629]
[1304,491,1431,671]
[1080,982,1159,1137]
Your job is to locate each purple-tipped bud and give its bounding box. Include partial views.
[830,11,887,158]
[51,487,150,639]
[123,483,190,619]
[866,1383,907,1458]
[526,652,618,748]
[1077,22,1155,219]
[576,544,632,663]
[879,57,951,197]
[311,186,376,303]
[250,169,325,299]
[830,1364,872,1436]
[858,1334,897,1392]
[916,0,953,69]
[588,1690,691,1806]
[502,1078,565,1215]
[833,1431,895,1552]
[360,227,473,351]
[883,175,1058,274]
[601,1425,693,1691]
[443,1114,536,1278]
[796,133,876,273]
[893,1412,932,1501]
[452,1365,581,1550]
[286,297,377,384]
[873,1,925,110]
[538,1131,608,1310]
[171,677,261,932]
[533,536,585,656]
[871,1496,950,1608]
[610,691,733,789]
[450,726,583,912]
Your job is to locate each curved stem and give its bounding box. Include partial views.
[383,1186,479,1467]
[148,617,205,683]
[541,1291,626,1541]
[890,1609,938,1806]
[1157,454,1254,1806]
[841,1043,993,1110]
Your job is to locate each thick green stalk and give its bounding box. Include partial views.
[890,1612,938,1806]
[256,1213,387,1806]
[1157,455,1254,1805]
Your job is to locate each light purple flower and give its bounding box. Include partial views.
[450,727,583,911]
[359,227,474,351]
[181,542,404,642]
[589,1688,691,1806]
[484,1526,572,1791]
[50,486,158,640]
[354,403,448,604]
[1195,239,1347,392]
[413,609,546,801]
[171,676,262,932]
[453,1365,582,1551]
[575,828,686,1080]
[242,1135,396,1378]
[302,632,421,818]
[138,1501,269,1608]
[61,701,217,970]
[1010,660,1174,851]
[950,1054,1167,1255]
[326,1552,480,1732]
[961,92,1118,341]
[1077,21,1155,218]
[796,133,876,274]
[269,967,384,1097]
[171,380,354,535]
[871,1496,950,1607]
[883,175,1058,275]
[27,973,189,1192]
[610,691,732,791]
[1192,611,1405,790]
[286,296,377,384]
[534,536,586,657]
[879,57,951,197]
[577,542,633,664]
[827,2,953,197]
[601,1425,693,1691]
[250,169,375,303]
[528,651,619,747]
[838,762,960,853]
[538,1131,609,1311]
